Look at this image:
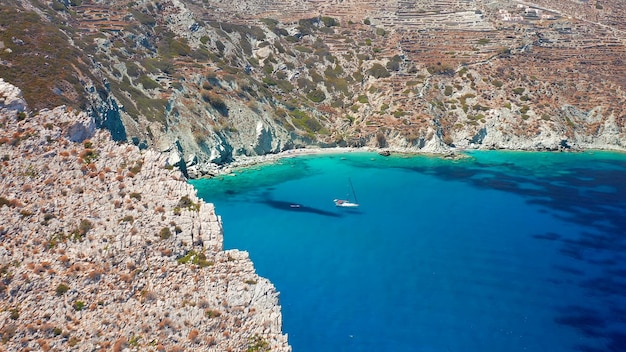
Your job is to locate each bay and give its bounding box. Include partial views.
[191,150,626,352]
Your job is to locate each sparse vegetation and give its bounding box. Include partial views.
[247,334,270,352]
[178,196,200,212]
[159,227,172,240]
[177,250,214,267]
[73,301,86,311]
[56,283,70,296]
[367,63,390,79]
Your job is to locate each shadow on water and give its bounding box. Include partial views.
[398,154,626,351]
[259,199,342,217]
[554,305,606,338]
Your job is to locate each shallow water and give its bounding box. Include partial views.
[191,150,626,352]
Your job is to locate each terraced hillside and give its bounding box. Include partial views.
[0,0,624,176]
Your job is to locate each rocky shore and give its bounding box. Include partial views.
[183,133,626,179]
[0,79,290,351]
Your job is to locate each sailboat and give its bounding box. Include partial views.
[334,178,360,208]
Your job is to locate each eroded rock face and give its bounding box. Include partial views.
[0,78,27,112]
[0,81,291,351]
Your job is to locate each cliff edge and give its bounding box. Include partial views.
[0,79,290,351]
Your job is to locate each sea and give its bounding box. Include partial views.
[190,150,626,352]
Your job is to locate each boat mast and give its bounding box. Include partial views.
[349,178,358,203]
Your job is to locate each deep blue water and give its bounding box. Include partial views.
[191,151,626,352]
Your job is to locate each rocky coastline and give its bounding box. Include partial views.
[182,136,626,179]
[0,79,290,351]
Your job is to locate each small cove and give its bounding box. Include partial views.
[191,150,626,352]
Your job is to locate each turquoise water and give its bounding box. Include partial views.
[191,151,626,352]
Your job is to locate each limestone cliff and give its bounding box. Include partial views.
[0,79,290,351]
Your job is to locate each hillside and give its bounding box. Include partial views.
[0,0,624,176]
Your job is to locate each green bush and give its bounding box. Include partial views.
[247,334,270,352]
[9,308,19,320]
[56,283,70,296]
[367,63,390,79]
[427,63,455,76]
[125,62,142,77]
[321,16,339,27]
[137,75,160,90]
[386,55,402,71]
[177,250,213,267]
[306,89,326,103]
[159,227,172,240]
[178,196,200,211]
[290,109,324,134]
[131,10,156,26]
[73,301,86,311]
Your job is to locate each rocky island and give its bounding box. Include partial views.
[1,0,626,350]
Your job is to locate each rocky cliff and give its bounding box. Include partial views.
[0,79,290,351]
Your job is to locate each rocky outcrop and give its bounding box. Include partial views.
[0,78,27,112]
[0,80,290,351]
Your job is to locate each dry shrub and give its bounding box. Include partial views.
[68,263,83,273]
[205,336,216,346]
[99,341,112,349]
[119,273,132,283]
[158,318,173,330]
[88,269,103,281]
[112,337,127,352]
[37,339,51,352]
[187,329,199,342]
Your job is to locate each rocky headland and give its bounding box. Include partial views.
[0,79,290,351]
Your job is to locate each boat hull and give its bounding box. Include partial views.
[334,199,359,207]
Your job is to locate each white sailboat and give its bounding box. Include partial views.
[334,178,360,208]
